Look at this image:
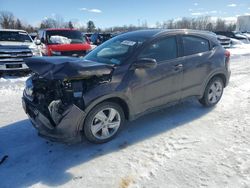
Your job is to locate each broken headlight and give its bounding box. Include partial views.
[24,77,34,100]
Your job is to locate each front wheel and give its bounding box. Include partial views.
[83,102,125,144]
[199,77,224,107]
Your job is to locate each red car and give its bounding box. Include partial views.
[36,28,91,57]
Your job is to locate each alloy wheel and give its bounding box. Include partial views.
[91,108,121,140]
[208,81,223,104]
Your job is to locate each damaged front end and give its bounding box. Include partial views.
[22,57,113,143]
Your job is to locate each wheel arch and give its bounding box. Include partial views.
[199,71,227,99]
[80,94,133,131]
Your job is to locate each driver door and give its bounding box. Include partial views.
[129,36,184,114]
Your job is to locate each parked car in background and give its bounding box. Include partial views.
[215,31,249,43]
[88,33,113,45]
[22,29,231,144]
[0,29,41,72]
[83,34,91,44]
[216,35,232,48]
[29,32,38,40]
[242,32,250,41]
[37,28,91,57]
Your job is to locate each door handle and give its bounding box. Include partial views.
[173,64,183,71]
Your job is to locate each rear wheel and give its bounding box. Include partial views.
[83,102,125,144]
[199,77,224,107]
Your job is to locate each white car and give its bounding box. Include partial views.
[0,29,41,71]
[242,32,250,41]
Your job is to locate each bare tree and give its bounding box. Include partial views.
[68,21,74,29]
[15,19,22,29]
[40,18,57,28]
[155,21,162,28]
[227,23,236,31]
[0,11,15,29]
[205,22,214,31]
[87,20,95,32]
[214,19,226,31]
[167,19,175,29]
[54,15,65,28]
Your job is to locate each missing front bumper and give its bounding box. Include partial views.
[22,97,86,143]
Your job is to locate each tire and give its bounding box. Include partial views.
[83,102,125,144]
[199,77,224,107]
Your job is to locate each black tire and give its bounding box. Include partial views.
[199,77,224,107]
[83,101,125,144]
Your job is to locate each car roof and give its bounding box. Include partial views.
[0,29,28,33]
[118,29,217,40]
[41,28,79,31]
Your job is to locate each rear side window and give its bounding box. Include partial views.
[139,37,177,62]
[183,36,210,56]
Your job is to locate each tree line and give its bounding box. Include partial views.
[0,11,236,33]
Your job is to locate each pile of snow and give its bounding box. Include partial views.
[0,76,28,126]
[49,36,71,44]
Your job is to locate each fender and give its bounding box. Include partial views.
[198,68,229,99]
[78,92,134,130]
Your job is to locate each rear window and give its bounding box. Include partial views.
[183,36,210,56]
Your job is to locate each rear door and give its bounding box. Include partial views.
[180,35,212,98]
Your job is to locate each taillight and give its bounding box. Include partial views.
[225,50,230,58]
[225,50,230,69]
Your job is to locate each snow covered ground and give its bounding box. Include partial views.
[229,43,250,56]
[0,45,250,188]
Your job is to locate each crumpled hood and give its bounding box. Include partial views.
[24,57,114,80]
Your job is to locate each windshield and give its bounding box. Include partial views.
[46,30,86,44]
[0,31,32,42]
[84,36,146,65]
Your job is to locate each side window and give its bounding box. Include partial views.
[139,37,177,62]
[183,36,209,56]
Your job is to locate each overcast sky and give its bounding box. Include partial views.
[1,0,250,28]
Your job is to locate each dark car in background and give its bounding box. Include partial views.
[242,32,250,40]
[22,29,231,144]
[36,28,91,57]
[86,33,113,45]
[216,35,231,48]
[215,31,249,43]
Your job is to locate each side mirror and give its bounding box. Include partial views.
[35,39,41,45]
[133,58,157,69]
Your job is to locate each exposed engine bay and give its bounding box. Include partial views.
[22,57,114,142]
[25,73,111,127]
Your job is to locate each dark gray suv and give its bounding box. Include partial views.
[22,29,231,144]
